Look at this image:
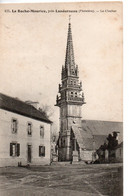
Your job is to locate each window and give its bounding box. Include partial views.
[39,146,45,157]
[75,92,77,97]
[10,143,20,157]
[11,119,18,134]
[27,123,32,136]
[71,80,73,85]
[40,126,44,138]
[71,92,73,97]
[71,69,74,74]
[74,81,76,85]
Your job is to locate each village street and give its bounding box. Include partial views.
[0,163,122,196]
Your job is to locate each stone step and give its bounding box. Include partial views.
[72,161,86,165]
[51,161,86,166]
[51,161,71,166]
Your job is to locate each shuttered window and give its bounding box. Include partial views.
[10,143,20,157]
[17,143,20,156]
[39,146,45,157]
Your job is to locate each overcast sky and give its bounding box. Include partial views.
[0,2,123,128]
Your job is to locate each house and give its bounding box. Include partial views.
[0,93,52,167]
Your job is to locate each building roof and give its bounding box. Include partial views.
[0,93,52,124]
[72,120,123,151]
[72,126,107,150]
[82,120,123,143]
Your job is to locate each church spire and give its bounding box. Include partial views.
[65,17,76,76]
[55,18,85,162]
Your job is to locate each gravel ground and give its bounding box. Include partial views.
[0,163,123,196]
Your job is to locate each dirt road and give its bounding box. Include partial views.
[0,163,123,196]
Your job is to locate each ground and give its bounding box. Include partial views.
[0,163,123,196]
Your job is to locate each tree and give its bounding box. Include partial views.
[96,131,119,163]
[107,132,118,151]
[39,104,54,118]
[51,122,59,154]
[51,123,59,143]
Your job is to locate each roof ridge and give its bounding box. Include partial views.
[82,119,123,123]
[0,92,26,104]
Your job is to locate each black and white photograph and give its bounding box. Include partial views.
[0,2,123,196]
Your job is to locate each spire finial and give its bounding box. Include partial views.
[69,15,71,23]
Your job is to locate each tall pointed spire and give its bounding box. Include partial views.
[65,17,75,75]
[55,18,85,162]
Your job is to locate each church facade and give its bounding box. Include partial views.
[55,22,85,162]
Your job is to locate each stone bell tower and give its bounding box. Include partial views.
[55,19,85,161]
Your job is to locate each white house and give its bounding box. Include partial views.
[0,93,52,167]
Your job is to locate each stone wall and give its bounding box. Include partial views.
[0,109,51,167]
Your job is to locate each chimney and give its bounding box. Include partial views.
[25,100,39,109]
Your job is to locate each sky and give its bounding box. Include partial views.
[0,2,123,128]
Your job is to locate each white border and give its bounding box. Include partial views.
[123,0,129,196]
[0,0,123,3]
[0,0,128,195]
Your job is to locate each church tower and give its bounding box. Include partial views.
[55,19,85,161]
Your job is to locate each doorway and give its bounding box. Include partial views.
[27,145,32,163]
